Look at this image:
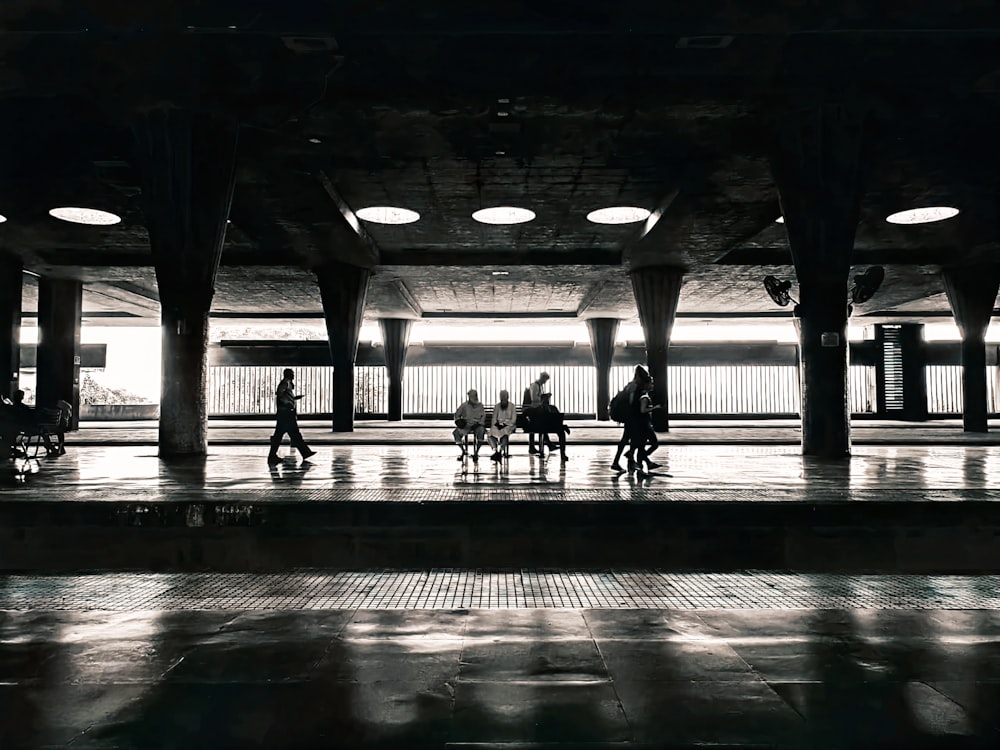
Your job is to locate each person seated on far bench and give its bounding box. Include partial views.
[49,399,72,456]
[0,396,24,460]
[1,390,45,459]
[531,393,570,463]
[453,388,486,462]
[488,389,517,462]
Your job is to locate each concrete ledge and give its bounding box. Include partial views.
[2,500,998,573]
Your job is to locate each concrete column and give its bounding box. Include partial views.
[316,261,370,432]
[941,264,1000,432]
[36,278,82,427]
[0,255,22,399]
[586,318,620,421]
[629,267,683,432]
[792,291,851,456]
[379,318,413,422]
[771,101,869,457]
[133,109,239,456]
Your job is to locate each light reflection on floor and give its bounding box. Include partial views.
[4,443,1000,498]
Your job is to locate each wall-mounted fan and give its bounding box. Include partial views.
[850,266,885,305]
[763,275,797,307]
[763,267,884,313]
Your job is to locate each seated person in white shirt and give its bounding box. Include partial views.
[453,388,486,461]
[488,389,517,462]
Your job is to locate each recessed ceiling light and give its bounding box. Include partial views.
[0,214,6,224]
[491,271,509,276]
[586,206,651,224]
[472,206,535,225]
[497,111,509,117]
[356,206,420,224]
[308,138,322,144]
[886,206,959,224]
[775,216,784,223]
[48,207,121,225]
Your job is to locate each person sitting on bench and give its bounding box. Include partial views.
[453,388,486,461]
[531,393,570,463]
[1,391,40,459]
[51,399,72,456]
[0,396,23,460]
[488,389,517,462]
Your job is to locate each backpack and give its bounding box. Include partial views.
[522,386,532,407]
[608,387,630,423]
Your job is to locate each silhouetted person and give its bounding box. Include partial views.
[1,391,36,460]
[611,365,659,473]
[10,390,32,422]
[51,399,71,456]
[267,369,315,465]
[534,393,569,462]
[526,371,556,455]
[0,395,21,459]
[628,377,661,477]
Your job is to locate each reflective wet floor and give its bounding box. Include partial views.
[2,425,1000,747]
[2,603,999,748]
[6,440,1000,500]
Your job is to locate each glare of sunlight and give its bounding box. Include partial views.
[81,327,161,401]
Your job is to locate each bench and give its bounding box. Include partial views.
[458,406,521,460]
[16,408,62,458]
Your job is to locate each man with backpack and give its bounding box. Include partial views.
[610,365,662,477]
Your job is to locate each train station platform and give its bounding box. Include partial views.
[2,419,1000,572]
[2,420,999,748]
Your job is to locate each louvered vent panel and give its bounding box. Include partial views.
[882,326,905,411]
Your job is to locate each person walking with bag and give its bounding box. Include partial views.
[610,365,661,475]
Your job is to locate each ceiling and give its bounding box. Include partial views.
[2,1,1000,331]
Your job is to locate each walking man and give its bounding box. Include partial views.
[267,368,315,464]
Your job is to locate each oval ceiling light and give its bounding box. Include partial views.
[586,206,651,224]
[49,207,121,225]
[0,214,6,223]
[885,206,959,225]
[356,206,420,225]
[472,206,535,225]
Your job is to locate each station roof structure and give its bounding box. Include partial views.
[1,1,999,330]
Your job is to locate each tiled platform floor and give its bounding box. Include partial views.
[3,571,1000,611]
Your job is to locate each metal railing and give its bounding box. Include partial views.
[208,366,335,416]
[205,364,877,417]
[925,365,1000,414]
[404,365,594,415]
